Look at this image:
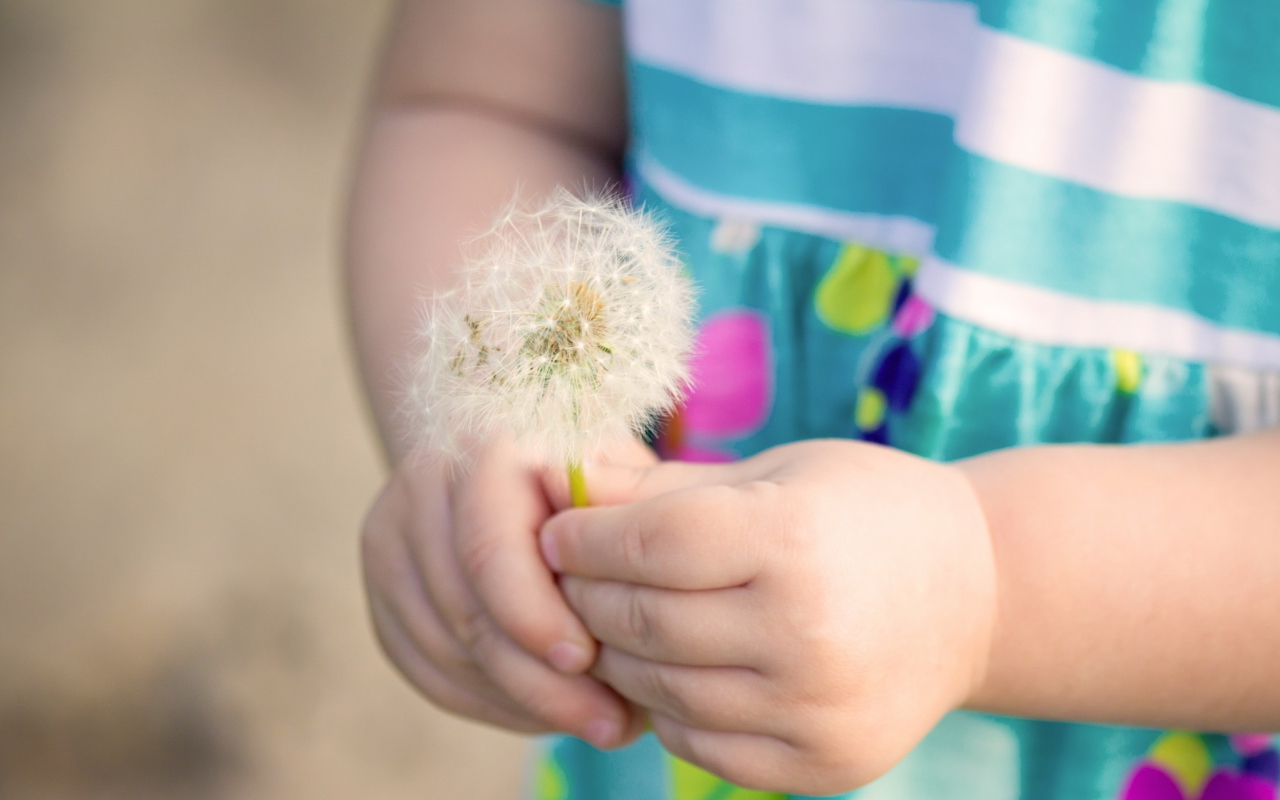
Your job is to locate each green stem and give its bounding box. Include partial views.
[568,460,589,508]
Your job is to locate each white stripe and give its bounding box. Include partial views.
[628,0,1280,230]
[627,0,978,115]
[637,155,937,255]
[915,259,1280,370]
[956,31,1280,230]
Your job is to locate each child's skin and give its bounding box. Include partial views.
[348,0,1280,794]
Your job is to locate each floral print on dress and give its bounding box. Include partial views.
[1113,349,1145,395]
[812,242,934,445]
[1119,732,1279,800]
[658,308,773,462]
[815,244,911,335]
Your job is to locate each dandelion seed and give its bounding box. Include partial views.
[411,189,695,505]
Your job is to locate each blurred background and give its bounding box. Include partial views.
[0,0,528,797]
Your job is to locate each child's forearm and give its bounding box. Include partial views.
[344,0,625,459]
[958,426,1280,730]
[346,111,620,456]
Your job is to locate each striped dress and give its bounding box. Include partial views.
[533,1,1280,798]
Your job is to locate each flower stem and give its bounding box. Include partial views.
[568,460,589,508]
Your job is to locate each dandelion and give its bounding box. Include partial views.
[411,189,695,506]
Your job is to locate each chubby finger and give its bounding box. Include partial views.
[562,577,760,667]
[464,611,637,748]
[400,471,495,662]
[540,483,773,588]
[367,593,545,732]
[388,467,634,744]
[451,442,597,672]
[382,538,634,748]
[593,647,774,735]
[649,714,800,795]
[363,465,641,747]
[362,490,542,723]
[400,521,635,746]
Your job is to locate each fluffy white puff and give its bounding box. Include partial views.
[412,189,695,467]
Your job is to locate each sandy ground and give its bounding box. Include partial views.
[0,1,529,797]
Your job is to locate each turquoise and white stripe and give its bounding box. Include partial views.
[617,0,1280,369]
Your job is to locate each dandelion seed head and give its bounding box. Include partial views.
[412,189,695,465]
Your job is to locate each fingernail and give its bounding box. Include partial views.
[583,718,618,750]
[547,641,589,673]
[539,528,561,571]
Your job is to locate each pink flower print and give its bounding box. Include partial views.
[685,310,772,437]
[891,293,935,338]
[658,309,772,462]
[1123,765,1277,800]
[1119,733,1279,800]
[1200,773,1277,800]
[1124,763,1193,800]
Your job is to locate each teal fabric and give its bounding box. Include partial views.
[617,195,1217,458]
[978,0,1280,109]
[632,64,955,223]
[639,190,1214,467]
[626,68,1280,339]
[653,199,866,450]
[635,59,1280,336]
[934,153,1280,337]
[891,314,1211,459]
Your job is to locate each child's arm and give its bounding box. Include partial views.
[538,428,1280,793]
[347,0,640,746]
[347,0,626,453]
[961,425,1280,729]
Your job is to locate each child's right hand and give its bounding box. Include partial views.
[360,438,641,748]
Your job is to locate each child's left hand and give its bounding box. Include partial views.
[539,439,998,795]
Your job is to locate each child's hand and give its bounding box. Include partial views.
[360,438,650,748]
[539,440,998,795]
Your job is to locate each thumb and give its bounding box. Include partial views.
[541,448,739,511]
